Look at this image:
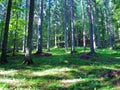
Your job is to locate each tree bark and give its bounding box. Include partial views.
[100,8,105,47]
[47,0,51,52]
[81,0,86,52]
[94,0,101,48]
[70,0,75,54]
[87,0,95,54]
[13,9,19,56]
[23,0,29,52]
[24,0,34,65]
[36,0,43,54]
[1,0,12,63]
[104,0,113,50]
[63,0,68,52]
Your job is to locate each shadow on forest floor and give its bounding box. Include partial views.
[0,48,120,90]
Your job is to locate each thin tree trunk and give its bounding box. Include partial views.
[112,24,116,48]
[100,9,105,47]
[13,9,19,56]
[70,0,75,54]
[76,28,79,47]
[104,10,109,46]
[1,0,12,63]
[63,0,68,52]
[13,28,17,56]
[23,0,28,52]
[47,0,51,52]
[81,0,86,52]
[54,25,57,48]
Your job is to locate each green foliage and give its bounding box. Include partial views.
[12,5,23,11]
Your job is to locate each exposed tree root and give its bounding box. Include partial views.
[100,70,120,78]
[34,52,52,57]
[87,52,96,56]
[23,59,34,65]
[0,57,8,64]
[79,52,92,59]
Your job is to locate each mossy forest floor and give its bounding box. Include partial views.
[0,47,120,90]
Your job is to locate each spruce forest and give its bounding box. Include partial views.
[0,0,120,89]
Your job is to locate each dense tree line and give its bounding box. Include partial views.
[0,0,120,64]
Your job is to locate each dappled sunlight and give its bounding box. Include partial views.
[32,67,73,77]
[0,78,25,87]
[0,48,119,89]
[112,86,120,90]
[101,65,119,70]
[79,65,117,71]
[60,77,104,86]
[0,70,18,76]
[79,65,100,70]
[60,79,84,85]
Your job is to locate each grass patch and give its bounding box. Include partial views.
[0,47,120,89]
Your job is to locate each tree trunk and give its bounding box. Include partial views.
[81,0,86,52]
[23,0,29,52]
[23,0,34,65]
[36,0,43,54]
[76,28,79,47]
[94,0,101,48]
[0,0,12,63]
[47,0,51,52]
[104,0,113,50]
[54,25,57,48]
[63,0,68,52]
[87,0,95,55]
[70,0,75,54]
[13,11,18,56]
[100,8,105,47]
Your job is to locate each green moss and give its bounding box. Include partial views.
[0,47,120,89]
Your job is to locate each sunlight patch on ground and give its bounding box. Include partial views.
[112,86,120,90]
[79,65,117,71]
[60,79,84,85]
[0,70,17,76]
[32,67,72,76]
[60,77,104,86]
[101,66,118,70]
[79,65,99,70]
[0,78,25,87]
